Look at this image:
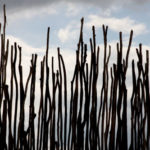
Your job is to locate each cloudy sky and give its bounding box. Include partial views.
[0,0,149,89]
[0,0,150,49]
[0,0,149,92]
[0,0,149,87]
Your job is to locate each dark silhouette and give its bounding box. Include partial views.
[0,5,149,150]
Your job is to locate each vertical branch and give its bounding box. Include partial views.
[13,42,18,149]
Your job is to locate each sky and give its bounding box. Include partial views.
[0,0,149,103]
[0,0,148,77]
[0,0,150,49]
[0,2,149,87]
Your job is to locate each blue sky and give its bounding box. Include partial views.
[0,0,150,84]
[0,0,150,50]
[0,0,149,88]
[0,0,149,78]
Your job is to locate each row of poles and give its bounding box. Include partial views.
[0,5,149,150]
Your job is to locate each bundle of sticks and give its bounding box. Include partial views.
[0,5,149,150]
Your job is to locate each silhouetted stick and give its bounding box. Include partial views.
[13,42,18,149]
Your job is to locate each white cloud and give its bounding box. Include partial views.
[0,0,148,24]
[7,4,58,22]
[65,3,82,16]
[7,35,45,56]
[86,15,147,36]
[58,21,80,43]
[6,34,77,80]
